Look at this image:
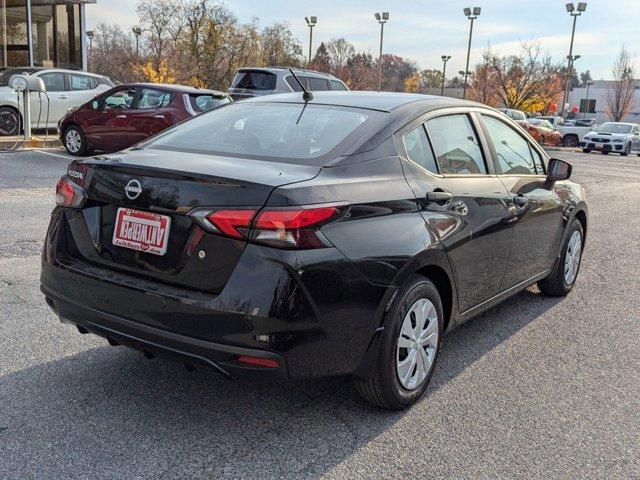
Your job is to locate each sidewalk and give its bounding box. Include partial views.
[0,133,61,151]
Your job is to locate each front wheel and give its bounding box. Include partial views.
[621,143,631,156]
[563,135,579,148]
[582,149,591,153]
[538,219,584,296]
[63,125,88,156]
[354,275,443,410]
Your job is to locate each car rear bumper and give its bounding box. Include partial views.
[42,283,287,381]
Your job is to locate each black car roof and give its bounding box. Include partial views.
[244,91,481,113]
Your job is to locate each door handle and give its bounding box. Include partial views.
[58,95,69,100]
[116,114,127,119]
[426,190,453,204]
[513,194,529,206]
[154,114,165,119]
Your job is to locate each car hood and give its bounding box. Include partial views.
[586,132,629,139]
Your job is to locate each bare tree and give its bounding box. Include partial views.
[604,47,637,122]
[488,41,562,112]
[325,38,355,70]
[90,23,138,82]
[136,0,185,70]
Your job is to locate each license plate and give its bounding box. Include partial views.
[112,208,171,256]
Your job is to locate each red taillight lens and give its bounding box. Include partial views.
[206,209,257,239]
[237,356,279,369]
[191,204,345,249]
[55,176,87,208]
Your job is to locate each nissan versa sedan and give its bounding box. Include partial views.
[41,92,587,410]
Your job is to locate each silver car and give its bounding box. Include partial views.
[581,122,640,156]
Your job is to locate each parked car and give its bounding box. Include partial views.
[227,67,348,100]
[527,118,563,147]
[43,92,587,410]
[537,115,592,147]
[580,122,640,156]
[59,83,231,156]
[498,108,528,123]
[0,68,115,135]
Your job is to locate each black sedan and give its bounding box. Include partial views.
[41,91,587,409]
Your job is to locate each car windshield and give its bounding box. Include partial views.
[147,102,376,162]
[596,123,632,134]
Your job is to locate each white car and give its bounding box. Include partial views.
[581,122,640,156]
[0,68,115,135]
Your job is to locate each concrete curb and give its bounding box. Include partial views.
[0,137,61,151]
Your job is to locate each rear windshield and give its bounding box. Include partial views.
[147,102,376,161]
[231,71,277,91]
[596,123,632,134]
[189,94,231,112]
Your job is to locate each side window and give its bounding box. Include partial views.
[330,79,348,91]
[403,124,438,174]
[425,114,487,174]
[285,76,303,92]
[308,77,329,91]
[38,72,65,92]
[137,88,172,109]
[483,115,538,175]
[103,87,136,110]
[69,74,93,91]
[530,146,545,174]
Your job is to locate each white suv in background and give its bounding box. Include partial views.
[0,68,115,135]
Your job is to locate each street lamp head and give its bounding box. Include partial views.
[565,2,575,12]
[441,55,451,61]
[132,26,142,36]
[577,2,587,12]
[305,16,317,26]
[86,30,94,39]
[382,12,389,20]
[374,12,381,21]
[463,7,472,16]
[574,54,581,60]
[473,7,481,15]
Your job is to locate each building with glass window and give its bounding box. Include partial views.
[1,0,94,71]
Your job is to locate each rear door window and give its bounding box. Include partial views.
[307,77,329,91]
[425,114,487,174]
[330,79,348,91]
[69,73,93,91]
[137,88,172,109]
[403,124,438,173]
[482,115,538,174]
[231,71,277,91]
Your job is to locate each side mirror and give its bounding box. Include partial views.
[91,100,101,110]
[547,158,572,182]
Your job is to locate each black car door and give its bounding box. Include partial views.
[479,112,565,288]
[399,110,514,313]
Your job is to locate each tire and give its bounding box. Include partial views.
[354,275,444,410]
[63,125,88,156]
[556,138,563,147]
[582,149,591,154]
[0,106,20,136]
[563,135,579,148]
[621,143,631,156]
[602,151,609,155]
[538,219,584,297]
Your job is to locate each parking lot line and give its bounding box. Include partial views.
[35,149,73,160]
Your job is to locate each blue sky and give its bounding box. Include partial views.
[86,0,638,80]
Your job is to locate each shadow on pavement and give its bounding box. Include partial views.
[0,288,562,479]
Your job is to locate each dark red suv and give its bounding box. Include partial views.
[58,83,231,156]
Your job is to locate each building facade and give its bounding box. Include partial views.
[1,0,94,71]
[568,80,640,124]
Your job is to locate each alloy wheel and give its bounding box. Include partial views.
[396,298,439,390]
[0,110,18,135]
[564,230,582,285]
[65,130,82,153]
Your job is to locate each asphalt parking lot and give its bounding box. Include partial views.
[1,148,639,479]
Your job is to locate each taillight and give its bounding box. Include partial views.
[55,176,87,208]
[189,204,346,249]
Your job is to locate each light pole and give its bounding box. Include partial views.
[305,16,317,66]
[561,2,587,119]
[584,80,594,119]
[440,55,451,96]
[86,30,94,71]
[132,26,142,59]
[462,7,480,99]
[459,70,473,98]
[566,53,581,117]
[374,12,389,92]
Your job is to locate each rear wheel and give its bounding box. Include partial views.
[602,151,609,155]
[64,125,88,156]
[354,275,443,410]
[582,148,591,153]
[563,135,579,148]
[0,106,20,136]
[538,219,584,296]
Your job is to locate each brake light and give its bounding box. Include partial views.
[55,176,87,208]
[190,204,345,249]
[237,356,279,369]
